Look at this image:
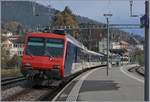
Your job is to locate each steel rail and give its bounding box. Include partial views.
[1,76,25,86]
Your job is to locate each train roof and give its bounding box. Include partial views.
[87,50,104,57]
[26,32,86,49]
[26,32,65,38]
[66,34,105,57]
[66,35,104,57]
[66,34,87,50]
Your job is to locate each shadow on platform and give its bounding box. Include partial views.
[80,80,120,92]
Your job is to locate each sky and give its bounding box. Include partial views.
[36,0,145,36]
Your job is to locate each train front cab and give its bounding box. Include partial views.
[21,33,67,80]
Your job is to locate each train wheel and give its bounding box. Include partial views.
[24,80,36,88]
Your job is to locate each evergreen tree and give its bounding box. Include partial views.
[52,6,78,27]
[52,6,79,38]
[3,21,24,34]
[63,6,72,15]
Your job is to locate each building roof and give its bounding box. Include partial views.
[2,39,13,44]
[110,49,128,56]
[9,35,25,44]
[120,41,129,45]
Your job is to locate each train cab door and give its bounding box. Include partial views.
[64,42,76,76]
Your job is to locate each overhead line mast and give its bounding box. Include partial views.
[144,0,149,101]
[130,0,149,101]
[129,0,138,17]
[32,0,36,16]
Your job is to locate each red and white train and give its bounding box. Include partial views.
[21,30,104,84]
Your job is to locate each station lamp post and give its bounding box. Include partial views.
[104,13,112,76]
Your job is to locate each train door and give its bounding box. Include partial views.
[64,42,76,76]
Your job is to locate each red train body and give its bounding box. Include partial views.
[21,31,104,83]
[22,32,66,80]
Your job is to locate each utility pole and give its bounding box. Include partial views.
[48,0,51,28]
[32,0,36,16]
[129,0,138,17]
[129,2,149,99]
[89,28,92,50]
[129,0,133,16]
[104,13,112,76]
[144,0,149,101]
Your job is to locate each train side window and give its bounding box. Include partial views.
[76,48,79,62]
[74,47,78,63]
[76,48,81,62]
[66,43,70,58]
[65,47,68,58]
[80,49,85,62]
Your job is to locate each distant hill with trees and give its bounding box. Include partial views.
[1,1,102,29]
[1,1,144,50]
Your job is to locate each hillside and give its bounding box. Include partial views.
[1,1,102,28]
[2,1,57,28]
[1,1,143,46]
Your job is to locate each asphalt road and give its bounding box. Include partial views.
[52,64,144,101]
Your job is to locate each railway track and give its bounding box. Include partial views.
[1,73,77,101]
[128,66,144,77]
[2,87,53,101]
[2,65,106,101]
[136,67,144,76]
[1,76,25,86]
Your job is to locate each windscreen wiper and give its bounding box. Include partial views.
[26,50,33,57]
[45,50,53,60]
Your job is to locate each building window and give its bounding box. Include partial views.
[14,44,17,48]
[6,50,9,55]
[17,44,19,48]
[9,44,12,47]
[3,44,7,47]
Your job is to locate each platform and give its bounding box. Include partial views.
[52,64,144,101]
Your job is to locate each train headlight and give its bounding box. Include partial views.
[53,65,61,69]
[23,63,32,69]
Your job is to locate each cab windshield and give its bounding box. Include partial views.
[26,37,64,57]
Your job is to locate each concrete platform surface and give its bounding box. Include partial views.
[53,64,144,101]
